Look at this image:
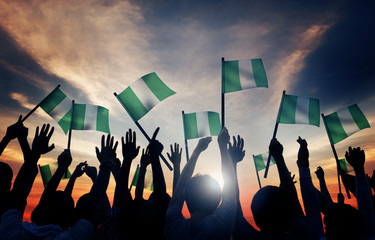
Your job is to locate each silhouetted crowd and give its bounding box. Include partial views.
[0,117,374,239]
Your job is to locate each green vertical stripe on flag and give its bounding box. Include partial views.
[97,106,110,133]
[40,88,67,114]
[150,182,154,191]
[57,110,72,134]
[131,165,140,186]
[142,73,176,101]
[253,154,266,171]
[324,112,349,144]
[72,104,86,130]
[278,95,298,124]
[117,88,148,121]
[252,59,268,88]
[207,112,221,136]
[222,60,241,93]
[309,98,320,126]
[183,113,198,140]
[39,164,52,186]
[338,158,348,173]
[348,104,370,130]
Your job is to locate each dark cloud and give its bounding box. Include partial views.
[294,0,375,110]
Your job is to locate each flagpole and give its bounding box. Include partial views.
[22,84,61,122]
[221,57,225,129]
[253,155,262,189]
[114,92,173,171]
[67,100,75,150]
[264,90,285,178]
[182,111,190,162]
[321,113,347,198]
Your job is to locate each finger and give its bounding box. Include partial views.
[121,136,125,147]
[101,135,105,149]
[237,135,241,147]
[17,115,22,123]
[41,124,46,135]
[47,144,55,152]
[151,127,160,140]
[232,136,236,147]
[95,146,100,156]
[106,134,111,147]
[47,127,54,140]
[35,126,39,139]
[136,146,140,154]
[132,130,136,144]
[179,147,182,155]
[113,141,118,152]
[170,144,173,154]
[126,129,130,143]
[142,148,145,156]
[110,136,114,148]
[167,152,171,160]
[44,124,50,136]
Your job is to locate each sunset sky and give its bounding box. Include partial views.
[0,0,374,224]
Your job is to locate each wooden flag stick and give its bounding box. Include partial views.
[67,100,75,150]
[253,155,262,189]
[264,90,285,178]
[22,84,61,122]
[221,57,225,129]
[114,92,173,171]
[182,111,190,162]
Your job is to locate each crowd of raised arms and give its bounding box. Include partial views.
[0,116,374,240]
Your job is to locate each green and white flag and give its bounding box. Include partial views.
[40,88,72,134]
[130,165,153,190]
[183,111,221,140]
[71,103,110,134]
[116,72,176,121]
[323,104,370,144]
[253,152,276,172]
[277,94,320,127]
[338,158,353,174]
[39,163,71,187]
[222,58,268,93]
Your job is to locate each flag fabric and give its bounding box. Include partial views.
[253,152,276,172]
[39,88,72,134]
[183,111,221,140]
[277,94,320,127]
[338,158,353,174]
[39,163,71,187]
[222,58,268,93]
[130,165,153,190]
[323,104,370,144]
[116,72,176,121]
[71,103,110,134]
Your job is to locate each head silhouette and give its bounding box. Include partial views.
[185,174,221,215]
[324,203,363,240]
[0,161,12,195]
[31,190,74,230]
[251,186,293,234]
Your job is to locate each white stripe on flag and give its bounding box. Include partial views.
[130,78,160,111]
[262,154,268,166]
[295,97,310,124]
[196,112,210,138]
[49,97,71,122]
[239,60,256,89]
[337,108,360,136]
[84,105,97,130]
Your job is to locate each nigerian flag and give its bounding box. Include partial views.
[116,72,176,121]
[277,94,320,127]
[71,103,110,133]
[338,158,353,174]
[39,163,71,187]
[40,88,72,134]
[183,111,221,140]
[130,165,153,190]
[222,58,268,93]
[253,152,276,172]
[323,104,370,144]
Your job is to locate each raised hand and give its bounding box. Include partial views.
[167,143,182,167]
[122,129,140,164]
[196,137,212,153]
[57,149,72,169]
[85,166,98,182]
[32,124,55,155]
[315,166,325,181]
[297,137,309,168]
[148,127,163,157]
[218,127,230,147]
[95,134,118,170]
[5,115,26,140]
[229,135,245,164]
[345,146,365,175]
[140,148,152,168]
[72,161,88,178]
[269,138,283,159]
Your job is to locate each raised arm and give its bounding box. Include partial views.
[148,128,166,195]
[64,161,87,196]
[345,146,375,238]
[135,149,152,200]
[113,129,139,208]
[315,166,333,202]
[167,143,182,194]
[168,137,211,210]
[269,138,304,218]
[0,116,25,156]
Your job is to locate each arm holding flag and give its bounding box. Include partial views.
[148,128,167,196]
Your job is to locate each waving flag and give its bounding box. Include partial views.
[71,103,110,133]
[253,152,276,172]
[277,94,320,127]
[116,73,176,121]
[183,111,221,139]
[222,58,268,93]
[338,158,353,174]
[39,163,71,187]
[323,104,370,144]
